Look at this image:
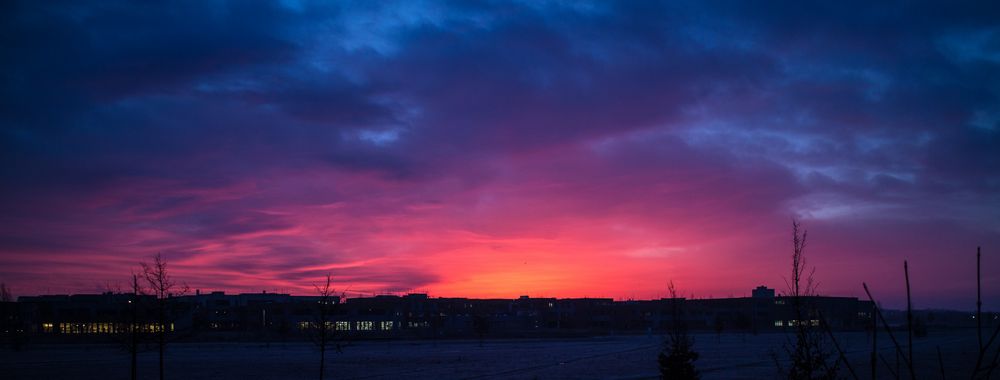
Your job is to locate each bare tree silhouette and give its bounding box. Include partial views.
[141,253,188,380]
[863,247,1000,379]
[969,246,1000,379]
[0,283,11,302]
[0,281,27,351]
[126,273,145,380]
[105,274,148,380]
[311,273,342,380]
[713,314,724,343]
[777,220,840,380]
[473,314,490,347]
[658,280,699,379]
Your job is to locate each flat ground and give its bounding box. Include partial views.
[0,331,985,379]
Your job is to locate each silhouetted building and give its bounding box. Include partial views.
[752,286,775,298]
[9,287,887,340]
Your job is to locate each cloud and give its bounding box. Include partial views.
[1,1,999,308]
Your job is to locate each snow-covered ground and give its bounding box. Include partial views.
[0,331,983,379]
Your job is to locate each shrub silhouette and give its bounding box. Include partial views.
[659,281,699,380]
[659,336,699,380]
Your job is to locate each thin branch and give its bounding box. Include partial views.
[937,346,947,380]
[880,353,901,380]
[973,247,999,379]
[0,282,13,302]
[983,327,1000,379]
[818,312,859,380]
[864,283,914,373]
[872,301,878,380]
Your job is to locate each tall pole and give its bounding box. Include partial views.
[871,302,877,380]
[905,261,914,379]
[131,274,138,380]
[978,246,983,353]
[159,294,165,380]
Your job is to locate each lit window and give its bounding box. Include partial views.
[380,321,394,331]
[336,321,349,331]
[774,320,784,327]
[356,321,373,331]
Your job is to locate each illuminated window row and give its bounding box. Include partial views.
[297,321,395,332]
[775,319,820,327]
[297,322,351,331]
[52,322,174,334]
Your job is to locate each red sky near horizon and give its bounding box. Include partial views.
[1,2,999,310]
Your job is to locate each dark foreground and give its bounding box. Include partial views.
[0,331,983,379]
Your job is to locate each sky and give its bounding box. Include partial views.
[1,1,999,310]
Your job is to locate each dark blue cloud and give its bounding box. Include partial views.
[1,1,998,305]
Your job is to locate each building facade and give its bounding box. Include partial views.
[1,286,882,341]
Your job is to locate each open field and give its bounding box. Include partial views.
[0,331,985,379]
